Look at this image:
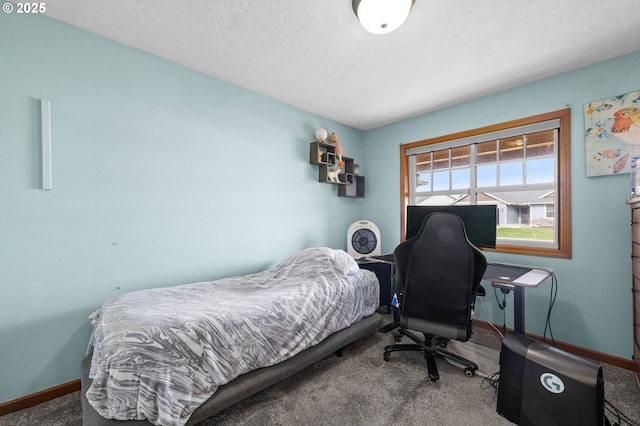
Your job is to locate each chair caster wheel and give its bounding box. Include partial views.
[383,352,390,362]
[394,335,402,342]
[464,368,475,377]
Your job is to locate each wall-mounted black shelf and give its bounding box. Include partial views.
[338,175,365,198]
[309,141,365,198]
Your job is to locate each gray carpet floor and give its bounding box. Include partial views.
[2,317,639,426]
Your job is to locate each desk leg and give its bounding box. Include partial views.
[514,286,525,335]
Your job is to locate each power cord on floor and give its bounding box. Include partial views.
[604,398,640,426]
[480,371,500,394]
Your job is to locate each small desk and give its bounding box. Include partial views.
[362,255,553,335]
[483,262,554,335]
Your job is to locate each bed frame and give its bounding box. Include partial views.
[80,312,382,425]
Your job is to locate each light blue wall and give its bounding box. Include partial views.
[362,51,640,360]
[2,9,639,404]
[0,14,365,402]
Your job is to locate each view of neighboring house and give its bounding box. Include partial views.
[419,190,556,227]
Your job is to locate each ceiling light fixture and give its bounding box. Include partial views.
[352,0,415,35]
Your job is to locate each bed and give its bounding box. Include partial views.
[80,247,382,426]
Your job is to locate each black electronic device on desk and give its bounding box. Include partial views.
[406,204,497,248]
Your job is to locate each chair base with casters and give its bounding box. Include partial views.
[383,328,479,382]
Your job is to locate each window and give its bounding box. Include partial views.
[400,109,571,258]
[545,203,555,219]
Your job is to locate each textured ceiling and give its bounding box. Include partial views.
[44,0,640,130]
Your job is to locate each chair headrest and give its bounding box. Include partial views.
[415,212,469,246]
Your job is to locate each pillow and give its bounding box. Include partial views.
[329,248,360,275]
[273,247,359,276]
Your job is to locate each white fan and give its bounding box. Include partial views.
[347,220,381,259]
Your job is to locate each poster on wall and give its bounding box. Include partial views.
[584,90,640,177]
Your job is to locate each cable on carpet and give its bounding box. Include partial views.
[480,371,500,393]
[604,398,640,426]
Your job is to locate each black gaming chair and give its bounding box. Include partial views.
[383,212,487,382]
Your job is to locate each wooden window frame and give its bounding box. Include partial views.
[400,108,571,258]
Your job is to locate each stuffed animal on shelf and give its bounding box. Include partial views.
[327,161,344,183]
[329,132,343,163]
